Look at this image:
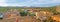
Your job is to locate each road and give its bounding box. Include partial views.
[0,16,41,22]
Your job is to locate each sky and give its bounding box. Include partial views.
[0,0,60,7]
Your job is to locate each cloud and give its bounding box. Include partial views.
[31,0,60,4]
[0,0,5,2]
[52,0,60,2]
[0,3,8,6]
[0,0,60,7]
[0,0,8,6]
[28,0,60,7]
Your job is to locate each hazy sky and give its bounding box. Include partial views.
[0,0,60,7]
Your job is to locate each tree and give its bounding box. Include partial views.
[20,10,28,16]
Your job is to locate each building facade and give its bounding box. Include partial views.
[5,9,20,19]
